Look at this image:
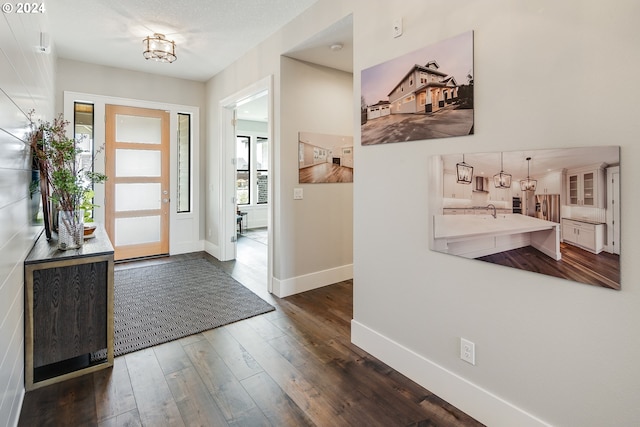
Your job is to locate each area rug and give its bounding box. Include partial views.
[109,258,274,357]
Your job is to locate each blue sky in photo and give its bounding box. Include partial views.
[361,31,473,107]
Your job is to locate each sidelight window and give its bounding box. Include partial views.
[177,113,191,213]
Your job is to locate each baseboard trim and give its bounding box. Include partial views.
[10,386,24,427]
[171,240,205,256]
[204,240,220,260]
[350,320,550,427]
[272,264,353,297]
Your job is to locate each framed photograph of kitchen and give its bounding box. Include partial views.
[428,146,621,290]
[360,30,474,146]
[298,132,354,183]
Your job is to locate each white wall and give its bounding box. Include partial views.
[56,59,207,243]
[0,12,55,427]
[205,3,355,296]
[276,57,353,287]
[351,1,640,426]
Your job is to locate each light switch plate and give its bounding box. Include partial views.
[393,18,403,38]
[293,188,303,200]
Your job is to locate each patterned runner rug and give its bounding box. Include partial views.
[108,258,274,357]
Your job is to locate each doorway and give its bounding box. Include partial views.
[105,104,170,261]
[219,77,274,293]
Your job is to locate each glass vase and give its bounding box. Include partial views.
[58,210,84,250]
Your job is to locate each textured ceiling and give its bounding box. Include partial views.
[47,0,320,82]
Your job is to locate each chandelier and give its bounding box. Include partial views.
[493,152,512,188]
[520,157,537,191]
[456,154,473,184]
[143,33,176,63]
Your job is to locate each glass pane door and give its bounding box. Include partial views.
[105,105,169,260]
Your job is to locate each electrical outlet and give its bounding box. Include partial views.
[460,338,476,365]
[293,188,303,200]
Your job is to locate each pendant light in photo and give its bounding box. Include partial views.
[456,154,473,184]
[493,152,512,188]
[520,156,537,191]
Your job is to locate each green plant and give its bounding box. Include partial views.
[27,112,107,218]
[79,189,98,223]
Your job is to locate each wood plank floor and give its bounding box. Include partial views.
[18,236,483,427]
[477,242,620,290]
[299,163,353,183]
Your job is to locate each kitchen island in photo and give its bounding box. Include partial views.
[428,146,620,289]
[433,213,560,260]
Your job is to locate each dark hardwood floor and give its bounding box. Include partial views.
[18,235,483,427]
[477,242,620,290]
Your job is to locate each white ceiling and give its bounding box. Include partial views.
[236,14,354,122]
[440,146,620,181]
[47,2,353,122]
[47,0,321,82]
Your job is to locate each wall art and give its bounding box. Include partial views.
[298,132,353,183]
[429,146,621,290]
[361,31,474,145]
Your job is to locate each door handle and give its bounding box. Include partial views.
[162,198,169,203]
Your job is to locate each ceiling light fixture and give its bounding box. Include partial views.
[493,152,512,188]
[330,43,343,52]
[520,157,537,191]
[456,154,473,184]
[143,33,176,63]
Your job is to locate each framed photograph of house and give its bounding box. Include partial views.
[428,146,621,290]
[361,31,474,145]
[298,132,353,183]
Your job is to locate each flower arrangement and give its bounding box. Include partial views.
[27,112,107,248]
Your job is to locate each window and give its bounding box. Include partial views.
[256,137,268,204]
[177,113,191,213]
[236,134,269,206]
[236,136,250,205]
[73,102,94,219]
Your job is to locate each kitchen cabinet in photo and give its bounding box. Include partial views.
[443,172,472,199]
[566,164,606,208]
[535,170,564,195]
[489,184,512,202]
[562,218,605,254]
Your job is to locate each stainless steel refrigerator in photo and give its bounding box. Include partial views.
[524,193,560,223]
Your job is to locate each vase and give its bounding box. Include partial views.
[58,210,84,250]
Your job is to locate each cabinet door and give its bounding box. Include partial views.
[32,262,108,367]
[544,172,562,194]
[443,173,455,198]
[566,168,603,207]
[568,174,579,204]
[562,221,574,243]
[581,171,596,206]
[577,226,596,250]
[490,185,510,201]
[444,173,472,199]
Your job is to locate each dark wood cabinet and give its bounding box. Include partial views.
[25,226,114,391]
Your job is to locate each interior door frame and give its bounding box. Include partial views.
[63,91,201,256]
[219,76,274,294]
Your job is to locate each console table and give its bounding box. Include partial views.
[24,225,114,391]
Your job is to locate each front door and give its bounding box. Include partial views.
[105,105,170,260]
